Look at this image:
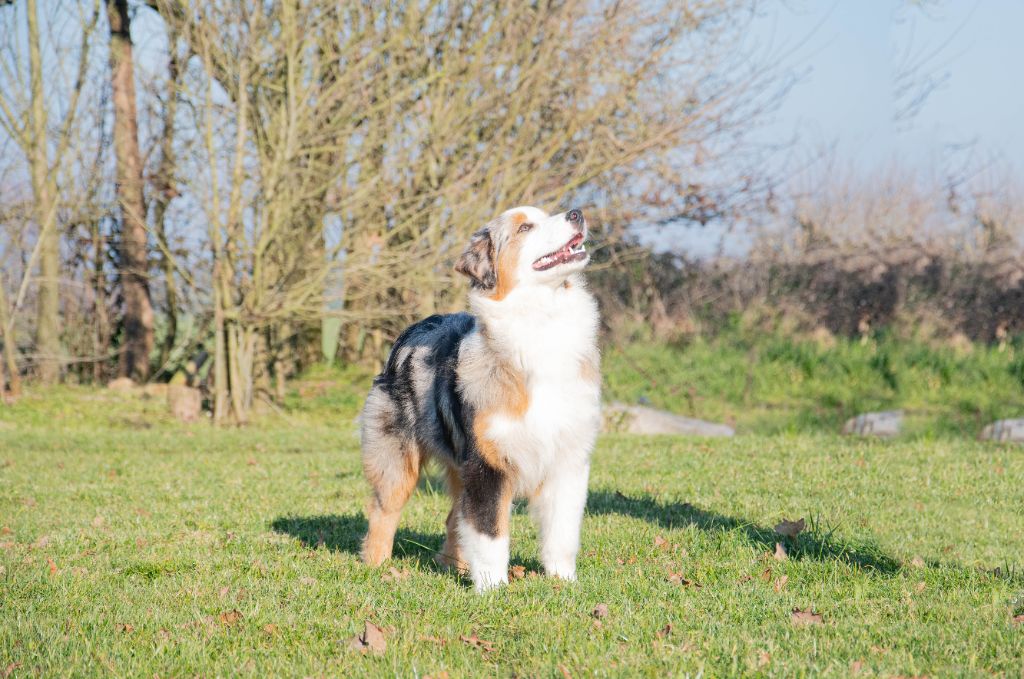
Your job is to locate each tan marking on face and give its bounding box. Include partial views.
[490,212,529,301]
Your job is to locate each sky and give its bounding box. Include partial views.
[749,0,1024,176]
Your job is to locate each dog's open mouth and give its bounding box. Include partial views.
[532,232,587,271]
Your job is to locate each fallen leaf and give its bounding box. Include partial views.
[910,556,925,568]
[656,623,673,638]
[460,633,496,653]
[22,497,36,507]
[774,575,789,592]
[262,624,278,635]
[218,586,231,599]
[92,516,105,528]
[349,621,387,655]
[774,543,788,561]
[592,603,609,619]
[774,518,805,539]
[134,507,151,517]
[850,659,865,674]
[1012,614,1024,626]
[654,535,669,550]
[760,568,772,582]
[418,635,448,646]
[218,609,242,626]
[1,526,11,535]
[757,650,771,668]
[791,607,823,625]
[246,458,258,466]
[558,663,573,679]
[509,564,527,580]
[157,628,171,640]
[914,581,926,593]
[2,663,22,679]
[47,557,57,575]
[738,574,753,583]
[667,572,701,588]
[424,672,450,679]
[382,566,410,582]
[115,623,134,633]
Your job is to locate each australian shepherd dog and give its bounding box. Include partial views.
[359,206,601,591]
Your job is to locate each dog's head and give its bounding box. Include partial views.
[455,206,589,299]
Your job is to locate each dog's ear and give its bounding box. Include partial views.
[454,227,496,289]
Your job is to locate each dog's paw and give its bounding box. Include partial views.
[472,571,508,593]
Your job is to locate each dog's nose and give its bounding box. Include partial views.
[566,209,583,226]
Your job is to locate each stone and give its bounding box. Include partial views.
[603,402,734,437]
[107,377,135,391]
[168,385,202,422]
[841,410,902,437]
[979,419,1024,443]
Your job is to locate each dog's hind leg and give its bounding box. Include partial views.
[360,390,423,567]
[361,438,420,566]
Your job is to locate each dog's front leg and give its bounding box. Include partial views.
[456,463,513,592]
[532,462,590,581]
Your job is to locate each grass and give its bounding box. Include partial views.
[1,379,1022,677]
[603,328,1024,436]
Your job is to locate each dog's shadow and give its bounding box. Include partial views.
[586,489,903,574]
[270,487,902,576]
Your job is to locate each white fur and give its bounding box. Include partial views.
[458,515,511,592]
[458,206,602,586]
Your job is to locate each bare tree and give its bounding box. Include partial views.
[106,0,154,381]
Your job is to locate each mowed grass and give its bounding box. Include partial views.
[1,386,1023,677]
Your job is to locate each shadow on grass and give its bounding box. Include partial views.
[270,513,449,570]
[586,489,904,575]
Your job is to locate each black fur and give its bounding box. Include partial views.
[368,312,510,536]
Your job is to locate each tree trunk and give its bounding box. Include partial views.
[153,46,181,373]
[0,278,23,398]
[107,0,154,382]
[27,0,61,384]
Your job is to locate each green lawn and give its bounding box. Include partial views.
[1,386,1023,677]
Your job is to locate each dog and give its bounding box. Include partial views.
[359,206,601,591]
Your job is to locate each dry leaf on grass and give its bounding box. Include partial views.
[760,568,772,582]
[47,558,57,575]
[757,651,771,668]
[654,535,669,550]
[910,556,925,568]
[774,518,805,539]
[262,624,278,635]
[774,543,788,561]
[915,581,926,593]
[508,565,527,580]
[218,609,242,626]
[218,586,230,599]
[115,623,134,634]
[418,635,448,646]
[349,621,387,655]
[791,607,823,625]
[382,567,410,582]
[667,572,702,588]
[1012,614,1024,626]
[774,575,789,592]
[850,659,865,674]
[460,633,496,653]
[656,623,673,639]
[738,574,753,583]
[592,603,609,619]
[558,663,573,679]
[424,672,450,679]
[3,663,22,679]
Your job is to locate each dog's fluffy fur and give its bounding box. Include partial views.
[359,206,601,591]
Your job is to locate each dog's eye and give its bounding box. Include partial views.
[518,222,534,234]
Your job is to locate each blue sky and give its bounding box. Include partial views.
[749,0,1024,175]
